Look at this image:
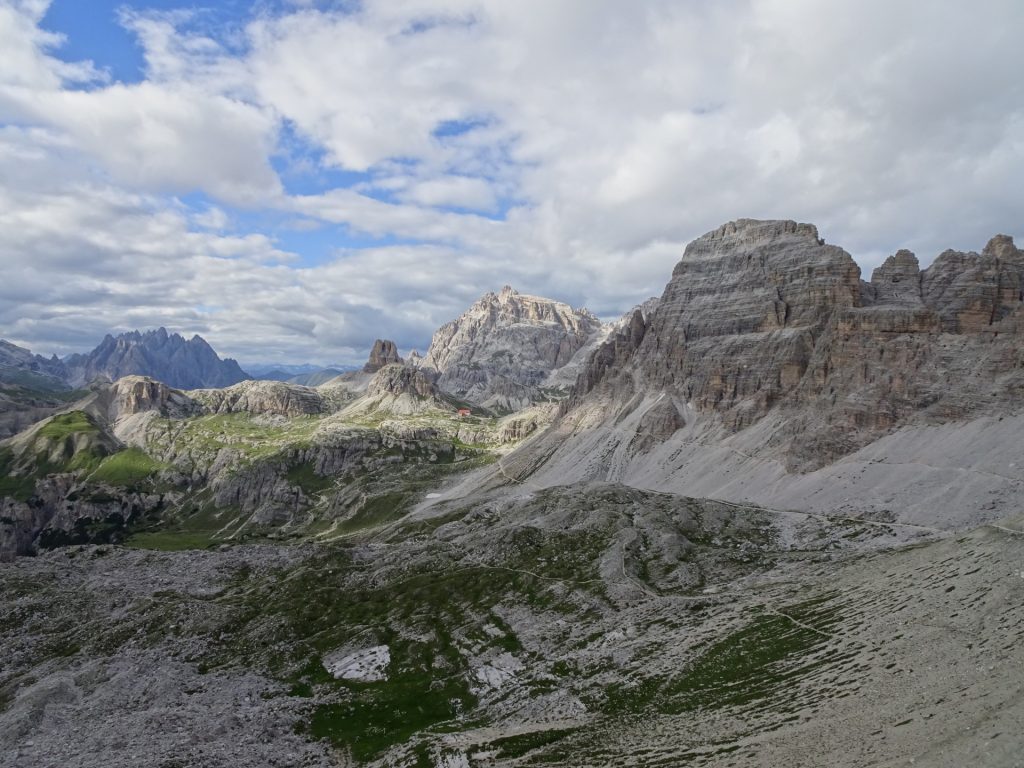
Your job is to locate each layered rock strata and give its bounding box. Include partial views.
[496,219,1024,525]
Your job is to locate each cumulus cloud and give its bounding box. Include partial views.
[0,0,1022,365]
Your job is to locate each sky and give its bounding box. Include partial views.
[0,0,1022,366]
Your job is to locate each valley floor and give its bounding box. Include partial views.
[2,485,1022,767]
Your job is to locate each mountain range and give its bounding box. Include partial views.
[1,219,1022,767]
[0,339,70,392]
[490,219,1024,529]
[61,328,250,389]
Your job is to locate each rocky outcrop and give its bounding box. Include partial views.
[920,236,1024,332]
[565,309,647,412]
[422,285,604,411]
[192,380,327,418]
[865,249,924,306]
[64,328,250,389]
[366,364,439,399]
[496,413,541,443]
[363,339,403,373]
[499,220,1024,526]
[341,363,450,418]
[106,376,199,419]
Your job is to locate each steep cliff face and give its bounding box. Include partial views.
[920,235,1024,332]
[422,285,604,411]
[362,339,403,373]
[498,219,1024,527]
[64,328,250,389]
[632,220,861,427]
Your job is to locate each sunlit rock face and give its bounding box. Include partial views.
[509,220,1024,517]
[422,285,604,411]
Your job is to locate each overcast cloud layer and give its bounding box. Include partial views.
[1,0,1022,365]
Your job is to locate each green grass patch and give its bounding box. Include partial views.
[168,412,322,460]
[662,595,842,713]
[90,448,163,487]
[37,410,99,439]
[309,636,474,762]
[201,545,594,761]
[600,594,844,717]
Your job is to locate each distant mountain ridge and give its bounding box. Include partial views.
[244,362,355,378]
[0,339,69,391]
[63,328,250,390]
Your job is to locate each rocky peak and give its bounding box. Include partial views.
[363,339,403,374]
[551,218,1024,475]
[920,237,1024,332]
[422,286,604,411]
[982,233,1021,262]
[633,219,861,407]
[681,218,824,257]
[63,328,250,389]
[366,363,439,399]
[869,249,923,306]
[0,339,69,388]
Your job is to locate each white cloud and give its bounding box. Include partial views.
[396,175,498,212]
[2,83,281,204]
[0,0,102,90]
[0,0,1022,364]
[191,204,230,231]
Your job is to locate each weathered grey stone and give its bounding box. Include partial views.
[363,339,403,373]
[519,220,1024,485]
[63,328,249,389]
[422,285,603,411]
[192,380,326,418]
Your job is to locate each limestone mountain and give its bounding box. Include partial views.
[0,339,69,391]
[0,341,77,439]
[63,328,250,390]
[362,339,403,373]
[496,219,1024,529]
[421,285,604,411]
[3,220,1024,768]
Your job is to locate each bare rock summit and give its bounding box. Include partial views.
[422,285,604,411]
[63,328,249,390]
[363,339,403,373]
